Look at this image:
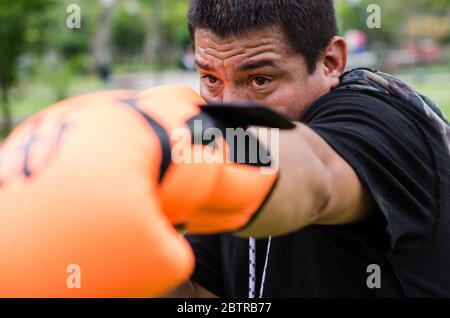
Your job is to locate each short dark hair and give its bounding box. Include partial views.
[188,0,338,73]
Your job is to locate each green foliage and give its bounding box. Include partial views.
[41,55,90,100]
[336,0,450,44]
[48,0,101,58]
[0,0,55,132]
[160,0,191,48]
[112,8,147,61]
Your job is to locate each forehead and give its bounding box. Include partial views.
[194,26,295,64]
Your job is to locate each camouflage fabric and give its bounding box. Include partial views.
[336,68,450,154]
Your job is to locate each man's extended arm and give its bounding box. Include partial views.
[235,123,375,238]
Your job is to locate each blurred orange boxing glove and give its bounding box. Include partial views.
[0,89,196,297]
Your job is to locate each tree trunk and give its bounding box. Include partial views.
[91,1,117,69]
[0,84,12,135]
[142,0,162,65]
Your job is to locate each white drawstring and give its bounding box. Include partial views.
[259,236,272,298]
[248,237,256,298]
[249,236,272,298]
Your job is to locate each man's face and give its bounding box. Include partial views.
[194,25,333,120]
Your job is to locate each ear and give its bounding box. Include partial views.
[321,36,347,88]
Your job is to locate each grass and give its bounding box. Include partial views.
[8,75,105,119]
[394,62,450,118]
[410,81,450,118]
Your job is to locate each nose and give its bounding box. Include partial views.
[222,86,247,104]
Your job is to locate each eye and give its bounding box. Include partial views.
[202,75,221,87]
[249,76,271,88]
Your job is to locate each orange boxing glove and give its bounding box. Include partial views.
[0,90,195,297]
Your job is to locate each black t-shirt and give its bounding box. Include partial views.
[185,88,450,297]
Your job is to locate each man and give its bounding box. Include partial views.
[173,0,450,297]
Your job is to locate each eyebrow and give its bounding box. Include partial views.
[195,60,213,71]
[195,59,277,72]
[238,59,277,72]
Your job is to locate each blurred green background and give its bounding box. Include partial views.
[1,0,449,137]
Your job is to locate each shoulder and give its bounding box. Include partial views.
[300,88,446,164]
[300,88,450,253]
[302,88,428,128]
